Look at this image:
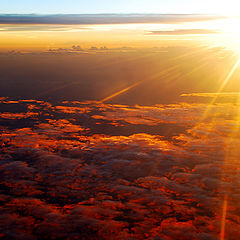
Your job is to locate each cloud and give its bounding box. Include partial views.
[181,92,240,97]
[0,25,80,32]
[149,29,219,35]
[1,98,240,239]
[0,14,225,25]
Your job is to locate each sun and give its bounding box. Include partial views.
[212,17,240,52]
[199,0,240,51]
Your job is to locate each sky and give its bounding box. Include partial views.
[0,0,239,15]
[2,1,240,240]
[0,0,239,51]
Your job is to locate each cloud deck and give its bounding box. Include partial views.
[0,98,240,239]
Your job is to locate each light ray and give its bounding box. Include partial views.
[100,47,213,103]
[100,65,178,102]
[101,81,144,102]
[220,194,228,240]
[36,81,80,97]
[219,94,240,240]
[199,54,240,122]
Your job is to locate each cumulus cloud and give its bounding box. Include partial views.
[0,98,240,239]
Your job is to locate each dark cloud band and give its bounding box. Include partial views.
[0,14,225,25]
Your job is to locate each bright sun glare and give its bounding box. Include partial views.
[204,16,240,53]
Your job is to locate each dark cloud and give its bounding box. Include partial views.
[149,29,219,35]
[0,25,80,32]
[0,14,225,25]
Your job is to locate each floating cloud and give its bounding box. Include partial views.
[149,29,219,35]
[0,25,79,32]
[0,14,225,25]
[181,92,240,97]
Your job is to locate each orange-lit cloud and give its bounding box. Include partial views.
[149,29,219,35]
[1,97,240,239]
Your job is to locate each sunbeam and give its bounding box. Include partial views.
[101,81,144,102]
[198,54,240,122]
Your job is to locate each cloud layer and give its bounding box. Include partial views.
[0,14,224,25]
[0,98,240,239]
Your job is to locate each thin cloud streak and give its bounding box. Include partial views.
[149,29,219,35]
[0,14,225,25]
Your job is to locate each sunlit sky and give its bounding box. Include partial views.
[0,0,239,15]
[1,0,240,51]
